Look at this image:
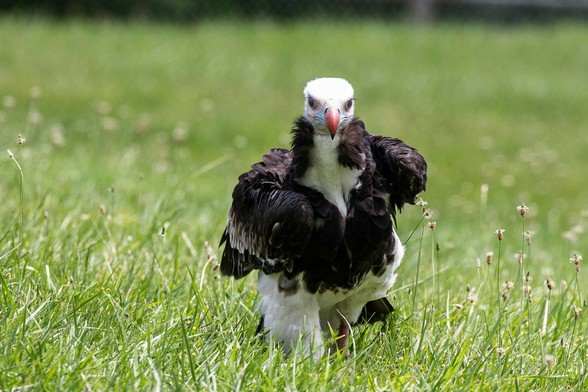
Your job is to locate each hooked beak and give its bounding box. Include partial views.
[324,108,340,139]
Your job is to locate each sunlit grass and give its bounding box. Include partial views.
[1,18,587,390]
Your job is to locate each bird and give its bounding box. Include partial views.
[220,77,427,359]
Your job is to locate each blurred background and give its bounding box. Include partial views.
[2,0,588,22]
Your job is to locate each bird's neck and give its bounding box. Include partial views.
[289,117,366,216]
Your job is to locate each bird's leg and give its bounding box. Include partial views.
[328,316,351,356]
[336,320,350,351]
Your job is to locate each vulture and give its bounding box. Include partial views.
[220,77,427,358]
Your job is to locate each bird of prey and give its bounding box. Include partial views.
[220,77,427,358]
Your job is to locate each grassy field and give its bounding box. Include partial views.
[1,18,587,390]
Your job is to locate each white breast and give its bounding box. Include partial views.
[297,135,362,217]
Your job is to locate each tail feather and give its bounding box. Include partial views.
[357,298,394,324]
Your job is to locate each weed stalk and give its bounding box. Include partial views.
[7,149,24,241]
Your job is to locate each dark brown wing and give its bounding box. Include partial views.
[368,134,427,215]
[220,148,314,279]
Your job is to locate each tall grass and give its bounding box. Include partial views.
[0,18,587,390]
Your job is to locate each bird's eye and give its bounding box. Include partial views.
[307,96,317,109]
[345,98,354,111]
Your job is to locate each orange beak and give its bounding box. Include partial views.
[325,108,340,139]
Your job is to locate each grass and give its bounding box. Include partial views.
[1,17,587,390]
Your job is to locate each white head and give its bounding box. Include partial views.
[303,78,355,139]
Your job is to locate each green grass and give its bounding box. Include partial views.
[1,18,587,390]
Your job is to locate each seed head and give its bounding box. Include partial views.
[545,277,555,291]
[466,285,478,303]
[523,284,532,297]
[573,305,581,320]
[486,251,493,265]
[525,231,533,246]
[416,198,428,207]
[428,221,436,230]
[496,347,507,357]
[545,355,556,368]
[517,203,529,217]
[7,149,14,159]
[496,229,505,241]
[468,293,478,304]
[504,280,514,290]
[422,208,433,220]
[570,253,582,273]
[17,134,26,144]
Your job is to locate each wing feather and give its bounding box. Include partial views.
[220,148,314,279]
[368,134,427,214]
